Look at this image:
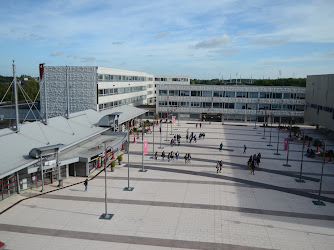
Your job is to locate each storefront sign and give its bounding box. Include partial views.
[143,140,148,154]
[284,138,289,150]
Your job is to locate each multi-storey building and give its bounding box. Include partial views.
[156,84,306,123]
[305,74,334,131]
[39,66,189,118]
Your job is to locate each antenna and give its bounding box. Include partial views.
[12,60,20,132]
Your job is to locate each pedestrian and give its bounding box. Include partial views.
[219,142,223,151]
[200,123,202,128]
[188,153,191,163]
[178,139,180,146]
[168,153,170,162]
[184,153,188,163]
[194,135,197,143]
[159,127,161,134]
[175,151,179,160]
[84,179,88,191]
[257,153,261,166]
[186,134,189,142]
[243,145,247,153]
[250,160,255,175]
[203,133,205,139]
[161,151,165,160]
[216,161,220,173]
[154,151,158,160]
[171,151,174,161]
[196,123,198,128]
[219,160,223,173]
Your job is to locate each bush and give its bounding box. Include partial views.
[110,161,116,168]
[117,155,123,162]
[313,139,323,147]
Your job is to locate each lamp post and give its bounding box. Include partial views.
[313,140,326,206]
[274,120,281,155]
[267,114,273,146]
[261,108,267,139]
[254,98,259,129]
[139,117,147,172]
[99,141,114,220]
[296,128,306,183]
[283,138,291,167]
[124,121,134,191]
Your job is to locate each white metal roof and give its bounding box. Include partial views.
[0,105,146,179]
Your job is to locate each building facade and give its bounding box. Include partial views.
[40,66,189,118]
[304,74,334,131]
[156,84,306,123]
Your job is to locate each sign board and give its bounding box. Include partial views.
[284,138,289,150]
[143,140,148,155]
[172,116,176,125]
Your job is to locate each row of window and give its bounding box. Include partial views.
[306,102,334,118]
[98,74,153,82]
[158,101,304,111]
[99,95,147,110]
[159,90,305,99]
[155,78,188,82]
[98,86,147,96]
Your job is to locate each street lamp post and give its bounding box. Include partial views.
[139,117,147,172]
[274,120,281,155]
[313,141,327,206]
[283,138,291,167]
[261,108,267,139]
[99,142,114,220]
[124,121,134,191]
[295,128,306,183]
[254,98,259,129]
[267,115,273,146]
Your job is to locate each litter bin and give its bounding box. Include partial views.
[58,180,63,187]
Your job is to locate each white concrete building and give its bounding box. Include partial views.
[40,66,189,118]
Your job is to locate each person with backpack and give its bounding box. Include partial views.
[84,179,88,191]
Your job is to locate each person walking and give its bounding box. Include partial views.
[243,145,247,153]
[167,152,171,162]
[250,160,255,175]
[196,123,198,128]
[257,153,261,167]
[216,161,220,173]
[188,153,191,163]
[184,153,188,164]
[219,160,223,173]
[219,142,223,151]
[161,151,165,160]
[154,151,158,160]
[200,123,202,128]
[84,179,88,191]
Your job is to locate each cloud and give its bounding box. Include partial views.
[80,56,96,62]
[50,51,63,56]
[112,41,124,45]
[194,34,231,49]
[327,50,334,59]
[212,48,238,56]
[67,54,81,59]
[250,38,288,46]
[155,32,170,39]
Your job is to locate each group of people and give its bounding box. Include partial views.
[184,153,192,163]
[306,148,315,158]
[195,123,202,128]
[216,160,223,173]
[157,151,180,161]
[170,134,182,146]
[247,153,261,175]
[186,131,205,143]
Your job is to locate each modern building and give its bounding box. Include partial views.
[39,66,189,119]
[0,105,147,202]
[156,84,306,123]
[304,74,334,131]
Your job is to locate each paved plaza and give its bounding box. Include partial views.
[1,121,334,249]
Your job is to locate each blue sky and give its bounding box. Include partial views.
[0,0,333,79]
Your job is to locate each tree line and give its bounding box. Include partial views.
[0,75,40,102]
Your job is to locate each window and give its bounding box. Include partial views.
[98,89,104,97]
[203,91,212,97]
[159,90,168,96]
[236,92,247,98]
[296,93,305,99]
[248,92,258,98]
[235,103,246,109]
[213,103,222,108]
[283,93,294,99]
[260,92,271,99]
[203,102,212,108]
[282,105,294,110]
[180,102,189,107]
[271,104,281,110]
[272,93,282,99]
[169,101,178,107]
[259,104,270,110]
[159,101,167,106]
[225,92,235,97]
[169,90,179,96]
[225,103,234,109]
[247,104,257,110]
[295,105,304,111]
[213,91,223,97]
[191,91,202,97]
[180,90,190,96]
[191,102,201,107]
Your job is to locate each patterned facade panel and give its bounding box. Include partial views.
[40,66,97,119]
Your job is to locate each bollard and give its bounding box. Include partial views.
[317,145,319,153]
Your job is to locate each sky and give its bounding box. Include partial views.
[0,0,333,79]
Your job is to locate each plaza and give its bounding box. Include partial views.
[0,120,334,249]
